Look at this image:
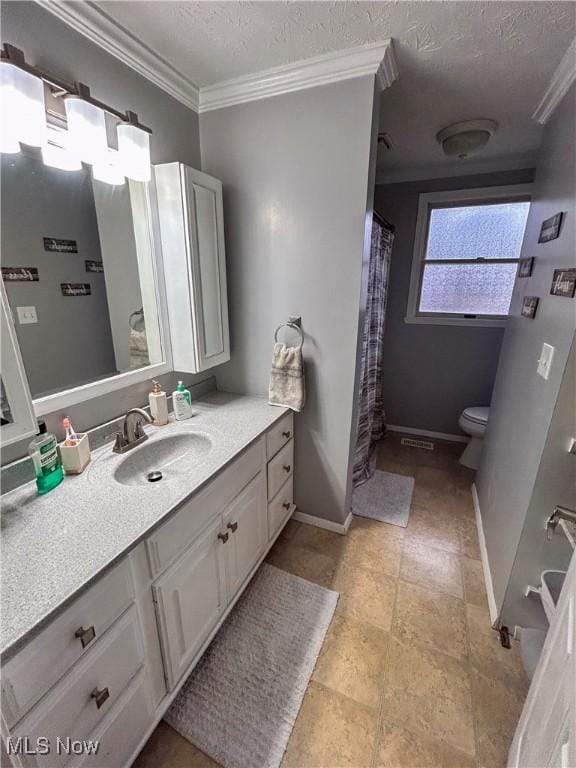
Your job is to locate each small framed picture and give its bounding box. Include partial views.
[538,212,563,243]
[521,296,539,319]
[518,257,534,278]
[550,268,576,298]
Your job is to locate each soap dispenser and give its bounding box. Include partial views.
[172,381,193,421]
[149,380,169,426]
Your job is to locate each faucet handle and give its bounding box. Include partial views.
[112,432,128,454]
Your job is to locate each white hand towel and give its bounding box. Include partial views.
[269,342,306,412]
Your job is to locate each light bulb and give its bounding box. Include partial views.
[0,61,47,151]
[65,96,108,165]
[117,122,151,182]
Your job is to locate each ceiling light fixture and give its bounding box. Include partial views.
[436,119,498,160]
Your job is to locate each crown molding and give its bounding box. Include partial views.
[532,38,576,124]
[35,2,397,116]
[198,40,397,113]
[35,0,200,111]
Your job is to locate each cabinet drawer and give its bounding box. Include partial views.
[13,606,145,768]
[2,559,134,727]
[146,437,265,577]
[267,439,294,500]
[268,476,294,541]
[266,412,294,460]
[70,669,153,768]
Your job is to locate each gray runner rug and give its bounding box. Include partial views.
[353,469,415,527]
[165,563,338,768]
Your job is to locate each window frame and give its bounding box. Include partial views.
[405,184,533,328]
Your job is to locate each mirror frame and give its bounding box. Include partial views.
[12,176,173,418]
[1,282,38,446]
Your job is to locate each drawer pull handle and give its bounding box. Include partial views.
[75,625,96,648]
[218,532,229,543]
[90,686,109,709]
[283,464,291,473]
[282,502,291,510]
[227,521,238,533]
[282,431,291,438]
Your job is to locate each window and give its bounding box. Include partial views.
[406,185,531,327]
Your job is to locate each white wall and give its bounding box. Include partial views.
[476,83,576,616]
[199,77,380,524]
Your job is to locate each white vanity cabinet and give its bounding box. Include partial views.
[2,416,293,768]
[155,163,230,374]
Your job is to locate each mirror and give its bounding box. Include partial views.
[1,151,165,401]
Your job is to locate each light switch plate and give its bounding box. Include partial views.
[537,342,555,380]
[16,306,38,324]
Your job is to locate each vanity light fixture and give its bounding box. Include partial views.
[0,60,47,152]
[64,92,108,167]
[41,123,82,171]
[117,117,151,183]
[0,43,152,185]
[92,148,126,186]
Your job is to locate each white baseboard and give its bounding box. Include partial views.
[471,482,499,625]
[293,510,352,535]
[386,424,468,444]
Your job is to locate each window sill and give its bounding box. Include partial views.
[404,314,508,328]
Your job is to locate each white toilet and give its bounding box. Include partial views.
[458,406,490,469]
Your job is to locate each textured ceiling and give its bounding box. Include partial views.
[96,1,576,176]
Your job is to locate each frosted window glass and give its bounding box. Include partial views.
[419,263,517,315]
[426,202,530,260]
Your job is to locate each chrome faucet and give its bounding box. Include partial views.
[546,505,576,540]
[112,408,153,454]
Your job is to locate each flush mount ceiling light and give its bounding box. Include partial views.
[0,43,152,185]
[436,119,498,160]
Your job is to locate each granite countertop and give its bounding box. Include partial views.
[1,392,287,658]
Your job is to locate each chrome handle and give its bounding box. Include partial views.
[90,686,109,709]
[547,505,576,540]
[227,521,238,533]
[282,502,291,510]
[75,625,96,648]
[218,532,229,543]
[283,464,291,473]
[282,431,291,438]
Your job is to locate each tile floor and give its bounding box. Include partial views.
[134,434,528,768]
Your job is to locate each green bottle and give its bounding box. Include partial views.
[177,381,191,405]
[28,421,64,495]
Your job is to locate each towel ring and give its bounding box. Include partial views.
[274,322,304,348]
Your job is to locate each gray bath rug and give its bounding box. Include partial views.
[164,563,338,768]
[353,470,415,527]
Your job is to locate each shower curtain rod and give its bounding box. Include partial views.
[373,210,395,233]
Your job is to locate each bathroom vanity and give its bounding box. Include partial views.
[1,394,295,767]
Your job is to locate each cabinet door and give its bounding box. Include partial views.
[183,166,230,372]
[152,518,227,689]
[223,472,267,599]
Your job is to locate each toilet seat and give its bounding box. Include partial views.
[461,407,489,427]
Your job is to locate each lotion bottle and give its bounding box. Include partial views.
[149,380,169,426]
[172,381,192,421]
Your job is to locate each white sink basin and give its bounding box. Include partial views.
[113,433,212,486]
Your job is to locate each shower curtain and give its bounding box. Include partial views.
[352,214,394,487]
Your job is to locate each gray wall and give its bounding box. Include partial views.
[2,154,117,397]
[199,77,380,525]
[373,169,535,435]
[476,83,576,617]
[1,1,206,465]
[501,333,575,630]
